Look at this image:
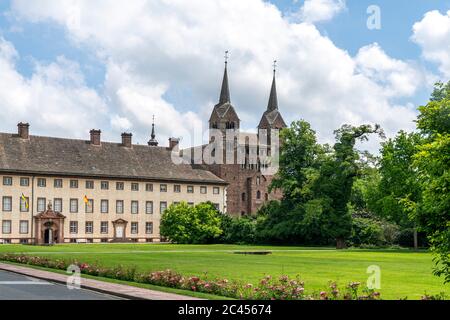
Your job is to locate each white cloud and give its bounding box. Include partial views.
[297,0,346,23]
[355,43,428,97]
[412,10,450,78]
[0,37,107,139]
[4,0,426,152]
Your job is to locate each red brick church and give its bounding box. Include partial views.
[185,59,287,216]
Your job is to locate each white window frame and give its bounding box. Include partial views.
[101,200,109,213]
[146,222,153,235]
[20,177,29,187]
[37,197,46,212]
[54,198,63,212]
[131,201,139,214]
[70,199,78,213]
[37,178,46,188]
[19,221,29,234]
[85,221,93,234]
[86,181,94,189]
[54,179,63,188]
[3,177,12,186]
[146,201,153,214]
[70,221,78,234]
[70,180,79,189]
[20,197,29,212]
[116,200,124,214]
[160,201,167,214]
[2,220,12,234]
[85,199,94,213]
[101,222,108,234]
[131,222,138,234]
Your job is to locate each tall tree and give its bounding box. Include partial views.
[375,131,423,248]
[313,124,385,249]
[414,81,450,283]
[270,120,322,205]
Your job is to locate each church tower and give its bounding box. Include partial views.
[258,61,287,149]
[209,52,240,142]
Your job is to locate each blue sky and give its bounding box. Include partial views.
[0,0,449,151]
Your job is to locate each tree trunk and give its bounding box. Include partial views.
[413,228,418,250]
[336,237,346,250]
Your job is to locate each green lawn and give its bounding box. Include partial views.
[0,244,448,300]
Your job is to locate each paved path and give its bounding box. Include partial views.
[0,270,120,300]
[0,263,202,300]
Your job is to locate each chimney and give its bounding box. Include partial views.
[121,133,133,148]
[17,122,30,139]
[90,129,101,146]
[168,137,180,151]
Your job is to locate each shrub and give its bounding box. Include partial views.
[350,217,400,247]
[160,202,223,244]
[220,216,256,244]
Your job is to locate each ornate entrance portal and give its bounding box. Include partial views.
[34,202,66,245]
[112,219,128,242]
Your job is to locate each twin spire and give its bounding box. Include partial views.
[218,51,231,105]
[267,60,278,112]
[218,52,279,113]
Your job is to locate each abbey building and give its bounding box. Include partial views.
[0,61,286,244]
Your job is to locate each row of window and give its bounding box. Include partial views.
[0,220,153,235]
[69,221,153,235]
[1,197,220,214]
[1,220,28,234]
[2,177,220,194]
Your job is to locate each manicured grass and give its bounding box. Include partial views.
[0,261,231,300]
[0,244,448,300]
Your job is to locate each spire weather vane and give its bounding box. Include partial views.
[273,60,277,75]
[225,50,229,65]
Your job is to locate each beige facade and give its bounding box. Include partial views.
[0,174,226,244]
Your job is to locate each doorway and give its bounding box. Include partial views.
[44,229,52,244]
[116,226,124,238]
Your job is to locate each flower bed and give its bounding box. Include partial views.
[0,253,381,300]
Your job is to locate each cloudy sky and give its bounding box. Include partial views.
[0,0,449,151]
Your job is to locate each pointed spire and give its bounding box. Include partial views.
[267,60,278,112]
[218,51,231,105]
[148,115,159,146]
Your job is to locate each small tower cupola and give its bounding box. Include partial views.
[148,115,159,147]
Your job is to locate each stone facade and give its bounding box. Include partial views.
[203,63,287,216]
[0,124,227,244]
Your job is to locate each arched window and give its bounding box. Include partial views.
[226,122,236,129]
[242,193,246,202]
[212,122,218,129]
[257,191,261,200]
